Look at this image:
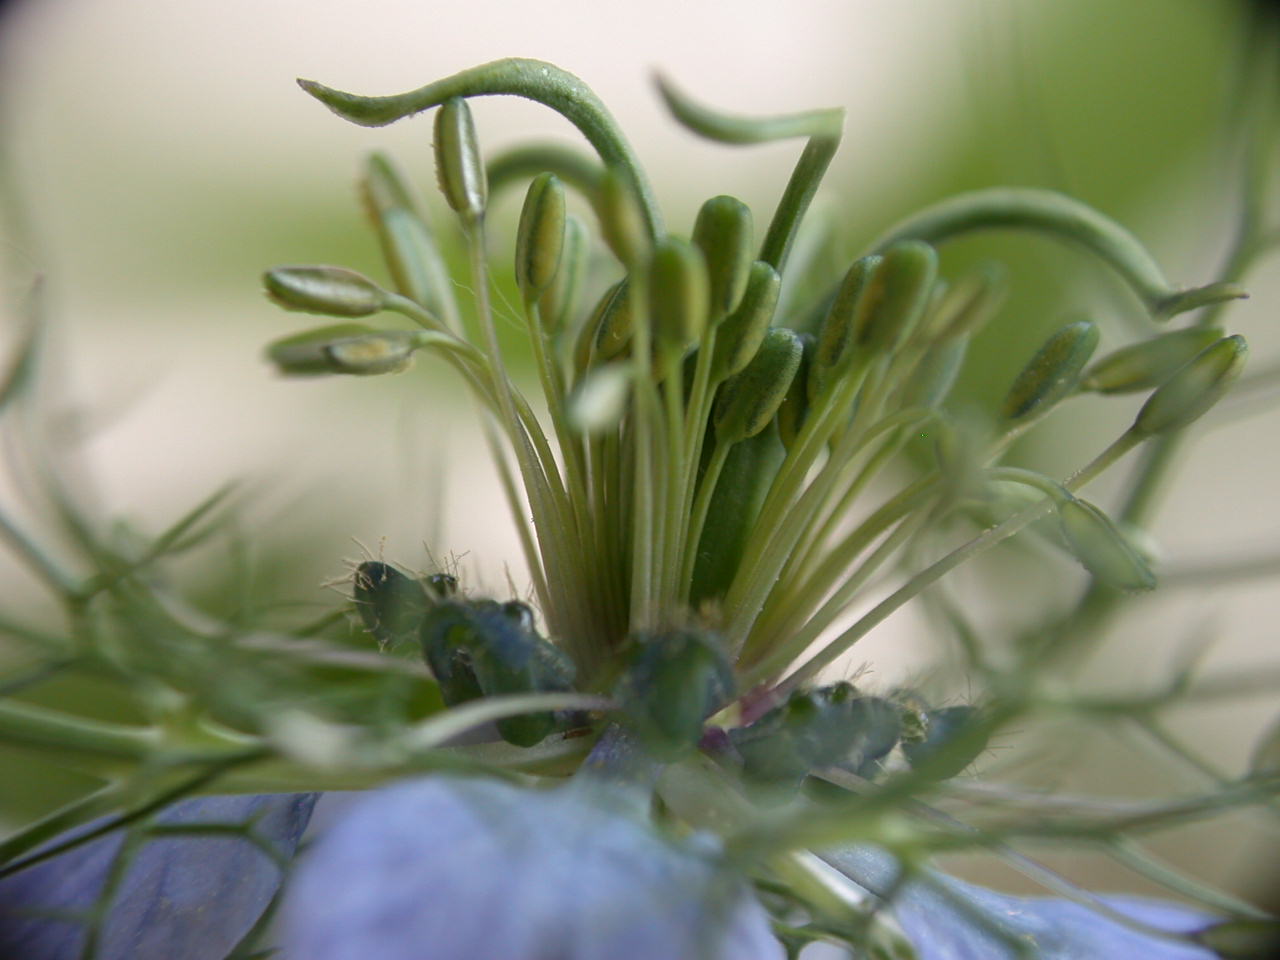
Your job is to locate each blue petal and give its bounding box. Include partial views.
[281,776,782,960]
[0,792,317,960]
[823,845,1219,960]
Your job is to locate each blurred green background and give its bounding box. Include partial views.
[1,0,1276,907]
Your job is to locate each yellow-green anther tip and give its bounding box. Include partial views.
[1134,334,1248,435]
[515,173,567,299]
[1059,497,1156,592]
[434,98,488,221]
[714,328,803,444]
[693,195,753,316]
[1001,319,1099,423]
[649,236,709,351]
[264,266,387,318]
[324,331,421,375]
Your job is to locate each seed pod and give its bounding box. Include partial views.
[853,239,937,354]
[1058,497,1156,592]
[731,683,901,789]
[1082,325,1224,394]
[711,260,781,382]
[903,335,969,410]
[539,214,587,336]
[810,255,881,402]
[353,561,430,648]
[1000,319,1099,423]
[776,332,814,450]
[714,328,803,445]
[591,279,635,364]
[433,98,487,223]
[1133,334,1247,436]
[599,166,649,266]
[930,262,1008,341]
[324,330,423,375]
[515,173,566,301]
[649,236,709,355]
[901,705,986,780]
[264,266,387,318]
[692,195,753,317]
[265,323,379,375]
[613,629,734,758]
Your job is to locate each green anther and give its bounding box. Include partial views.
[775,332,813,450]
[324,330,427,375]
[692,195,754,316]
[904,336,969,410]
[1083,326,1226,394]
[810,254,880,402]
[589,279,634,365]
[265,323,379,375]
[929,262,1007,341]
[264,266,387,318]
[433,97,487,223]
[515,173,566,301]
[714,328,804,445]
[599,166,650,265]
[649,236,709,354]
[352,561,430,648]
[361,152,451,315]
[1000,319,1100,424]
[1133,334,1248,436]
[711,260,781,382]
[613,629,734,758]
[1058,497,1156,592]
[853,240,937,354]
[539,214,587,336]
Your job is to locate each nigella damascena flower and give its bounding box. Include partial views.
[280,777,782,960]
[0,793,316,960]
